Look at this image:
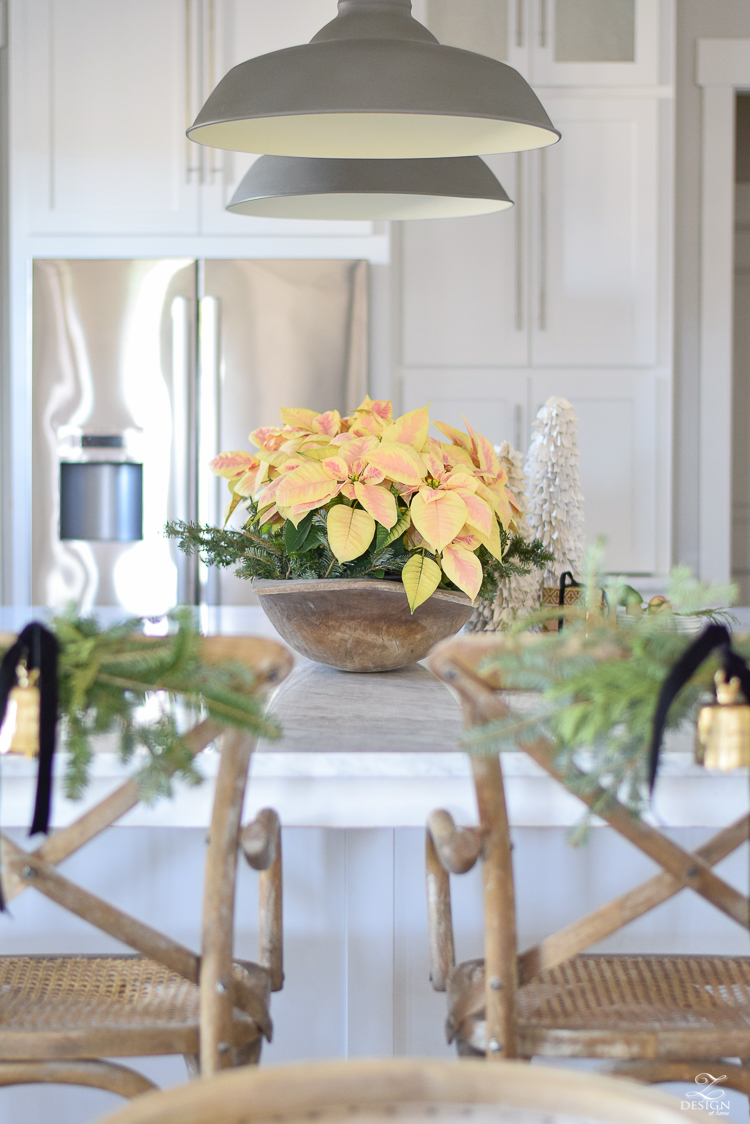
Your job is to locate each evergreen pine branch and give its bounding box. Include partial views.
[0,610,283,802]
[166,510,552,597]
[465,563,739,818]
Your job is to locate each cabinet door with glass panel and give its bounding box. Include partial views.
[424,0,662,88]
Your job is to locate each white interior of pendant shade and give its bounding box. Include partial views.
[189,113,559,159]
[227,191,513,221]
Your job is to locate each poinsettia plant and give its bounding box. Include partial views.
[167,398,551,611]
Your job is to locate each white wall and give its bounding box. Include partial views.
[673,1,750,571]
[0,35,9,606]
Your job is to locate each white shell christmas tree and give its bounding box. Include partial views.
[467,441,541,631]
[525,396,585,583]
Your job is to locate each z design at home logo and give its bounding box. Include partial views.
[681,1073,730,1116]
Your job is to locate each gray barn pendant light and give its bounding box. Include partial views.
[188,0,560,160]
[227,155,513,220]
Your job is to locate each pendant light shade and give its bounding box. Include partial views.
[227,155,513,221]
[188,0,560,160]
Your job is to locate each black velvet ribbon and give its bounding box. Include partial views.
[557,571,581,632]
[0,623,59,911]
[648,623,750,793]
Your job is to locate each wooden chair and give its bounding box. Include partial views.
[425,633,750,1101]
[0,634,293,1101]
[94,1058,688,1124]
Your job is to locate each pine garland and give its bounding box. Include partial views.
[462,566,740,831]
[0,611,281,803]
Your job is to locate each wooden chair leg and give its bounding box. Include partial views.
[200,729,256,1077]
[230,1039,263,1067]
[183,1055,200,1080]
[0,1060,157,1099]
[425,827,455,992]
[243,808,284,992]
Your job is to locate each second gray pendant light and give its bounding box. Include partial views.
[188,0,560,160]
[227,155,514,220]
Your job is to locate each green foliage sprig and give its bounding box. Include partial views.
[0,611,281,803]
[165,499,552,594]
[462,561,743,832]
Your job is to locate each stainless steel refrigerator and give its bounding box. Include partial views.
[31,259,368,613]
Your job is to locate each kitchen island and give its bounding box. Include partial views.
[0,607,748,1124]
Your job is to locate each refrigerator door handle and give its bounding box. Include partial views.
[171,296,191,525]
[198,295,222,531]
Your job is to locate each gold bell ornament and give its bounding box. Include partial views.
[696,670,750,771]
[0,659,40,757]
[648,622,750,793]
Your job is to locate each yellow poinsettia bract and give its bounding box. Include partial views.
[327,505,376,563]
[209,399,522,607]
[402,553,442,613]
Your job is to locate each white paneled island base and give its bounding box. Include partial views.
[1,747,746,833]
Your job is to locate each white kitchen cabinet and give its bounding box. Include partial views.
[425,0,663,87]
[398,8,672,574]
[401,99,658,370]
[527,0,661,88]
[16,0,201,235]
[15,0,371,239]
[529,96,658,367]
[401,154,528,369]
[529,371,659,573]
[402,371,530,452]
[402,369,661,575]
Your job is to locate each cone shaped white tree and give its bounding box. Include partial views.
[525,397,585,583]
[467,441,541,631]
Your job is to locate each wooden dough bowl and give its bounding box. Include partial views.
[252,578,473,673]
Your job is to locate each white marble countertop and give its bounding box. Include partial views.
[0,605,747,830]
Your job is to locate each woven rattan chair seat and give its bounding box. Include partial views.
[448,954,750,1058]
[0,954,270,1059]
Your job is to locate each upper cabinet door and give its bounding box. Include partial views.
[529,0,660,87]
[199,0,372,237]
[425,0,661,87]
[424,0,529,77]
[529,97,658,368]
[18,0,201,235]
[400,153,529,370]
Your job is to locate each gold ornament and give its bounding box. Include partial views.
[696,670,750,770]
[0,661,40,758]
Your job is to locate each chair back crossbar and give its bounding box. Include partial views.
[425,635,750,1100]
[0,634,292,1097]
